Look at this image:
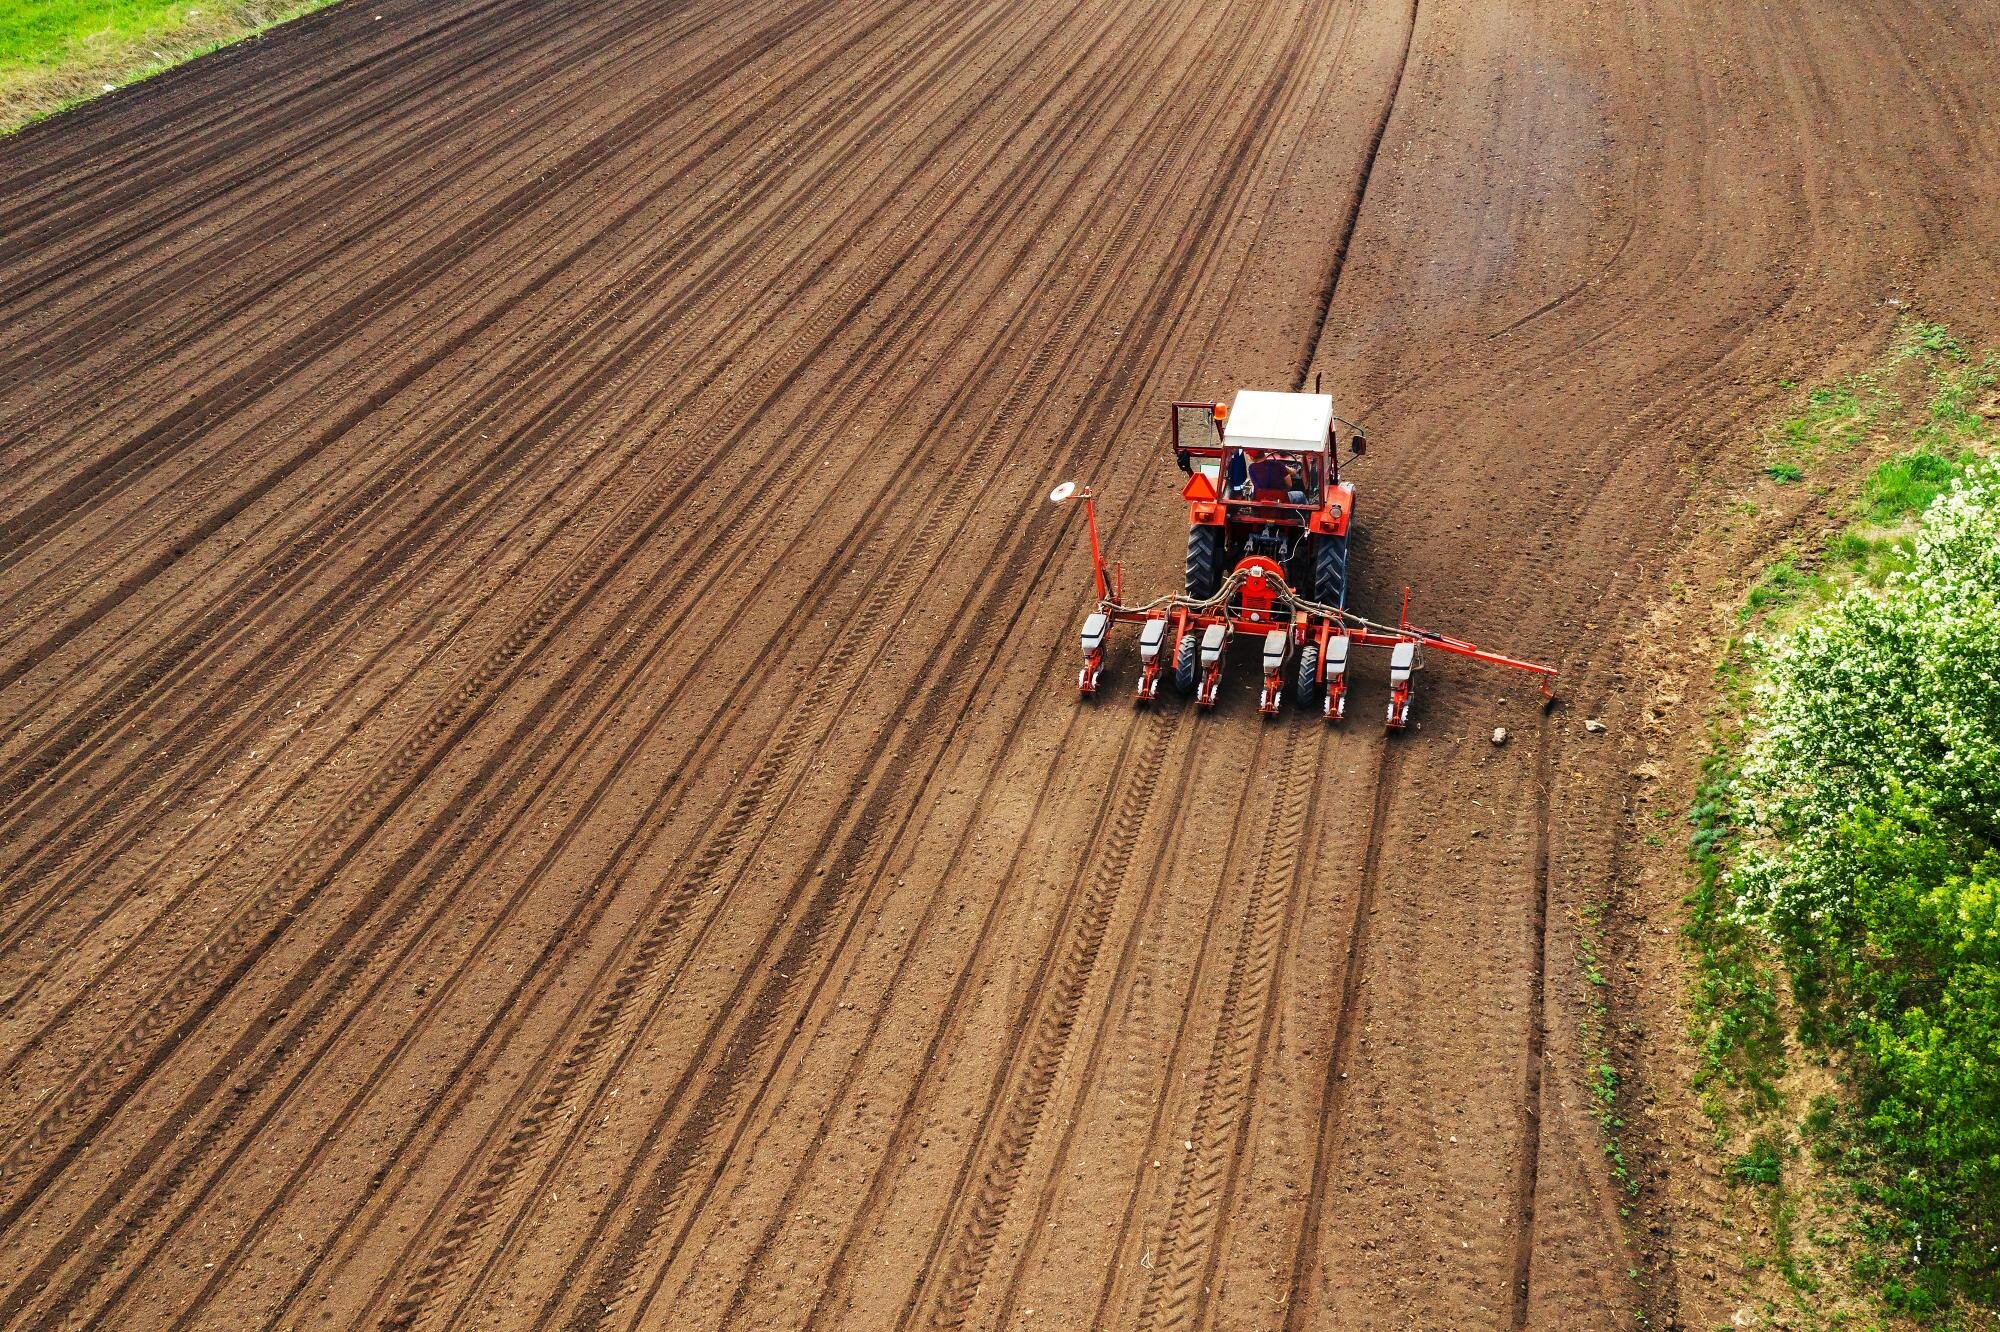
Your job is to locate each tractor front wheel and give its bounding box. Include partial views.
[1296,642,1321,707]
[1185,524,1222,600]
[1173,631,1200,696]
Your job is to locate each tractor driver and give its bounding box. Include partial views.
[1248,452,1309,503]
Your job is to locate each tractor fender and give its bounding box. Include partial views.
[1308,483,1357,535]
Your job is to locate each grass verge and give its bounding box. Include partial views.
[1,0,338,134]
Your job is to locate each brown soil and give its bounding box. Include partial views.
[1,0,1996,1328]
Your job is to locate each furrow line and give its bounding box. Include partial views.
[0,0,986,908]
[0,0,929,687]
[371,485,956,1331]
[0,0,996,872]
[11,0,1184,1312]
[0,0,548,315]
[0,0,798,458]
[1507,710,1557,1327]
[0,0,530,223]
[0,0,1096,1288]
[0,0,862,578]
[912,708,1179,1332]
[1267,0,1419,1310]
[1133,722,1318,1332]
[895,17,1326,1330]
[573,12,1325,1299]
[172,0,1160,1296]
[1279,733,1398,1332]
[553,0,1319,1318]
[700,636,1121,1329]
[370,1,1228,1310]
[0,0,1104,1040]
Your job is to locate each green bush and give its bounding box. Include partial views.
[1729,459,2000,1304]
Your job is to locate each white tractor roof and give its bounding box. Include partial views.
[1223,390,1333,453]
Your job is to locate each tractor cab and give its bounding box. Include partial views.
[1172,390,1359,608]
[1177,390,1329,502]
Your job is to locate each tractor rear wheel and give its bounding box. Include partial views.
[1312,530,1351,609]
[1185,524,1222,600]
[1296,642,1321,707]
[1173,631,1199,696]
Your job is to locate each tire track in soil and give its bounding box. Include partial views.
[907,1,1400,1316]
[909,707,1186,1332]
[979,707,1267,1332]
[546,573,1158,1332]
[776,83,1324,1316]
[0,0,1010,1017]
[368,341,1046,1331]
[0,0,869,667]
[1280,736,1400,1332]
[1508,712,1558,1328]
[692,657,1150,1329]
[772,15,1352,1320]
[27,0,1200,1320]
[1130,723,1320,1332]
[0,0,980,1096]
[973,14,1373,1324]
[436,6,1282,1319]
[197,0,1168,1296]
[817,23,1322,1332]
[786,672,1147,1332]
[540,0,1320,1296]
[145,0,1144,1296]
[0,0,1144,1304]
[1071,732,1283,1332]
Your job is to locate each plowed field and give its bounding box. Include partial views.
[4,0,1997,1326]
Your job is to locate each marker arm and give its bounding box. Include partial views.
[1081,488,1108,600]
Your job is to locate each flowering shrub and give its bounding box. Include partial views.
[1730,460,2000,1305]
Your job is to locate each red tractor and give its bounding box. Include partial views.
[1059,389,1555,727]
[1175,389,1355,610]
